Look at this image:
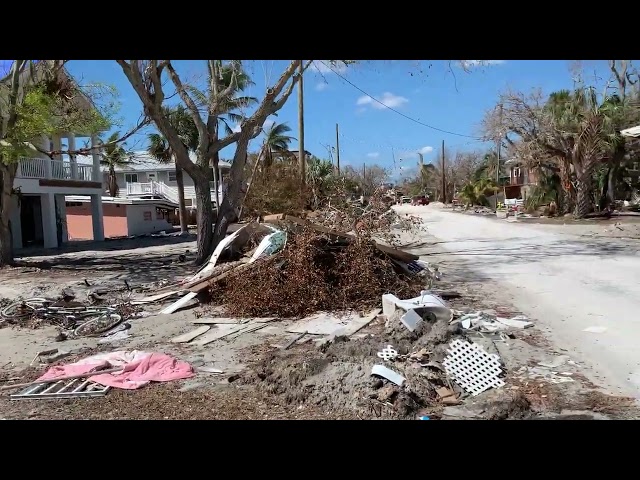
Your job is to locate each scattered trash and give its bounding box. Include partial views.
[377,345,398,361]
[11,379,110,400]
[443,339,505,396]
[583,326,607,334]
[283,331,308,350]
[514,366,575,384]
[400,309,423,332]
[371,364,406,387]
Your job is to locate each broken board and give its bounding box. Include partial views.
[286,312,358,335]
[161,291,198,315]
[171,326,211,343]
[190,324,247,346]
[330,309,382,337]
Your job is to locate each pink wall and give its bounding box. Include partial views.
[66,203,128,240]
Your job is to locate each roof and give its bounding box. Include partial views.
[622,125,640,138]
[76,151,232,173]
[65,194,178,208]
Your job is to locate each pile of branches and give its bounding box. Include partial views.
[217,228,424,318]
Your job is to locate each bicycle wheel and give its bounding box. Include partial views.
[0,298,48,320]
[74,313,122,337]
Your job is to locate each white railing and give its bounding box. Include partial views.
[16,157,93,181]
[124,181,224,206]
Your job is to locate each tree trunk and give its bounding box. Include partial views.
[109,168,118,197]
[175,164,188,234]
[606,164,616,206]
[574,175,593,218]
[0,164,16,266]
[193,173,214,266]
[211,129,253,252]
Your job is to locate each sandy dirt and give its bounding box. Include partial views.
[1,220,637,419]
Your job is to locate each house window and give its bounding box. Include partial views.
[125,173,138,183]
[168,171,177,182]
[143,211,152,221]
[513,167,521,178]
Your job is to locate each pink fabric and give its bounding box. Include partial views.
[37,352,195,390]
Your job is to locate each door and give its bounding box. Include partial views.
[147,173,157,183]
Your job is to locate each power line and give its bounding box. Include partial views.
[318,61,482,140]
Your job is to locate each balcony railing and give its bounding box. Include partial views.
[510,175,526,186]
[16,157,93,182]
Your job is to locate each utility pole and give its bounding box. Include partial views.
[496,103,503,184]
[335,123,341,173]
[298,61,305,184]
[441,140,446,203]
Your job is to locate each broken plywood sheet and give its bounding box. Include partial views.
[286,312,361,335]
[171,325,211,344]
[190,324,247,346]
[330,309,382,337]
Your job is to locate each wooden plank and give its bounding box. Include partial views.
[286,312,356,335]
[188,262,254,293]
[171,326,211,343]
[329,309,382,337]
[190,324,247,346]
[160,291,197,314]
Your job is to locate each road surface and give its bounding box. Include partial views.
[398,204,640,398]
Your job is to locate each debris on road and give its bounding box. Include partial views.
[443,339,505,396]
[371,364,406,386]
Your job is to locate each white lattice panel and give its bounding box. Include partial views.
[443,339,505,396]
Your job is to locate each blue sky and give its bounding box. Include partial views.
[65,60,615,179]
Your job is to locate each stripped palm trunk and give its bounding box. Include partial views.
[558,159,575,213]
[574,174,593,218]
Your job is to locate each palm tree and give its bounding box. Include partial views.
[147,105,198,234]
[262,122,295,169]
[544,88,618,217]
[186,63,257,206]
[99,131,129,197]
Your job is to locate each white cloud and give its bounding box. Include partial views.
[459,60,506,69]
[418,146,434,155]
[315,82,328,92]
[367,152,380,158]
[311,60,348,74]
[356,92,409,110]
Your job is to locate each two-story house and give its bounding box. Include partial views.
[81,152,231,208]
[9,65,108,251]
[503,158,539,200]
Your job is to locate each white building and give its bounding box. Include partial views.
[76,151,231,208]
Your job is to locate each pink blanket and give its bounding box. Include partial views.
[37,350,195,390]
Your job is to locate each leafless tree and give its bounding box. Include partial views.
[116,60,315,265]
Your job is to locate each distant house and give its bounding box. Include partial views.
[273,149,313,162]
[65,195,177,240]
[75,151,231,209]
[503,158,540,200]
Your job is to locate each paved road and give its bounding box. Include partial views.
[398,204,640,398]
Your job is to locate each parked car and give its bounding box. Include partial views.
[401,196,412,204]
[411,195,429,206]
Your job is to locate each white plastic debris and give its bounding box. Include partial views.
[401,309,423,332]
[377,345,398,361]
[371,364,406,386]
[443,339,505,396]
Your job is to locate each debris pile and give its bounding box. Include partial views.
[219,228,425,317]
[237,291,536,419]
